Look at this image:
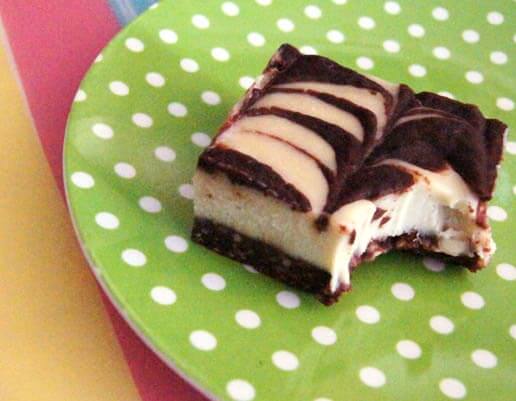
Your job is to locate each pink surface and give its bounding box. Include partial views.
[0,2,207,400]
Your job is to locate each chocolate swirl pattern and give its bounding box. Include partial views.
[193,44,507,304]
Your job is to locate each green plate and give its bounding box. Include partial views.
[64,1,515,400]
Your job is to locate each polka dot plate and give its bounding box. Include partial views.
[64,1,515,400]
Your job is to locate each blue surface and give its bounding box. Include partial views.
[108,0,157,25]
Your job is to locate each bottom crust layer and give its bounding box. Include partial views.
[192,217,481,305]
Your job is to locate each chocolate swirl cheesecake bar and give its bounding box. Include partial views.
[192,44,506,305]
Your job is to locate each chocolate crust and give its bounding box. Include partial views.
[192,218,483,305]
[191,217,346,305]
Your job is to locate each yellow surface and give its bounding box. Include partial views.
[0,27,140,401]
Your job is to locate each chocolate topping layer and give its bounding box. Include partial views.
[198,147,311,211]
[199,44,506,210]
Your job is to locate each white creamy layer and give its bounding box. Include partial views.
[194,161,493,292]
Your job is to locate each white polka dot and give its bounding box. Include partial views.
[179,183,194,199]
[139,196,162,213]
[423,257,445,272]
[146,72,166,87]
[235,310,261,329]
[383,39,400,53]
[222,1,239,16]
[384,1,401,15]
[239,76,255,89]
[487,11,504,25]
[180,58,199,73]
[189,330,217,351]
[461,291,485,310]
[462,29,480,43]
[408,64,427,77]
[226,379,255,401]
[332,0,347,4]
[496,263,516,281]
[154,146,176,162]
[71,172,94,189]
[356,56,374,70]
[192,14,210,29]
[506,141,516,154]
[94,53,103,63]
[211,47,230,62]
[243,264,258,274]
[277,18,295,32]
[487,205,507,221]
[391,282,415,301]
[433,46,451,60]
[114,162,136,179]
[150,286,176,305]
[276,290,300,309]
[465,70,484,84]
[272,350,299,371]
[497,97,514,111]
[168,102,188,117]
[359,366,386,388]
[92,122,114,139]
[149,3,158,10]
[304,5,322,19]
[164,235,188,253]
[125,37,144,52]
[109,81,129,96]
[358,16,375,30]
[430,315,454,335]
[300,46,318,55]
[247,32,266,47]
[121,249,147,267]
[356,305,380,324]
[159,29,178,44]
[132,112,153,128]
[311,326,337,346]
[202,272,226,291]
[201,90,221,106]
[471,349,497,368]
[438,91,455,99]
[191,132,211,147]
[313,399,333,401]
[439,378,467,399]
[396,339,422,359]
[490,51,508,65]
[510,324,516,340]
[408,24,425,38]
[432,6,449,21]
[95,212,119,230]
[326,29,345,44]
[74,89,87,102]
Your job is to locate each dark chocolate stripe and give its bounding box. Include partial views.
[198,146,311,212]
[265,44,395,114]
[371,117,490,197]
[336,164,415,206]
[265,88,378,148]
[416,91,485,130]
[241,108,364,212]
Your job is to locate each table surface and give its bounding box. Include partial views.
[0,1,207,400]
